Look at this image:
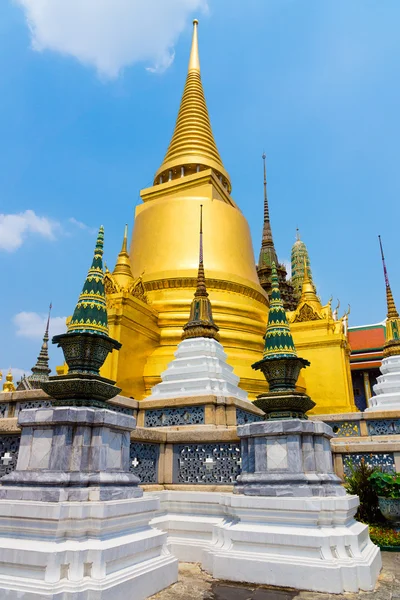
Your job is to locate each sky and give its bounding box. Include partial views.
[1,0,400,380]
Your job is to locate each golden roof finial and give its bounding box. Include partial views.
[154,20,231,192]
[112,224,134,289]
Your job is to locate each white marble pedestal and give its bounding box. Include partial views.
[149,490,381,594]
[366,355,400,411]
[0,496,178,599]
[203,493,381,594]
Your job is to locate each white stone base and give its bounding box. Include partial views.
[0,496,178,599]
[149,491,381,594]
[366,355,400,411]
[147,337,248,401]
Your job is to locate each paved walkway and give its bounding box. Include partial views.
[150,553,400,600]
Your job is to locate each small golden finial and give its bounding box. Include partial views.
[122,224,128,252]
[296,228,300,241]
[188,18,200,73]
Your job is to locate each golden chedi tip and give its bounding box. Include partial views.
[154,19,231,192]
[113,224,134,289]
[379,235,400,357]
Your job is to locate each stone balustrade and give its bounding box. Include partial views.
[0,391,399,488]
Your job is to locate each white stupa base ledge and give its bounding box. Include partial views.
[366,355,400,411]
[147,337,249,402]
[0,496,178,599]
[149,490,381,595]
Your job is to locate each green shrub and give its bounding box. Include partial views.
[344,459,384,524]
[369,525,400,547]
[369,471,400,499]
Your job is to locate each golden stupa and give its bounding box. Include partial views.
[102,21,268,399]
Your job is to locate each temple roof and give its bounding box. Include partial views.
[67,226,109,336]
[154,20,231,192]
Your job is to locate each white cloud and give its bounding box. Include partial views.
[14,312,67,340]
[0,210,58,252]
[68,217,97,234]
[15,0,208,79]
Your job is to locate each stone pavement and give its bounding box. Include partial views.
[149,553,400,600]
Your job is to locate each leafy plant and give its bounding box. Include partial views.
[369,471,400,499]
[369,525,400,547]
[344,459,384,524]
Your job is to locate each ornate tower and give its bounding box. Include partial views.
[291,230,314,301]
[366,236,400,411]
[18,304,52,390]
[107,20,268,399]
[257,154,296,310]
[379,235,400,358]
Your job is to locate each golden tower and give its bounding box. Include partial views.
[103,21,268,399]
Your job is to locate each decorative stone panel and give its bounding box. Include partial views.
[130,442,159,483]
[0,435,20,477]
[15,400,52,415]
[174,442,241,484]
[367,419,400,436]
[15,400,133,417]
[343,452,395,476]
[326,421,361,437]
[145,406,204,428]
[236,408,264,425]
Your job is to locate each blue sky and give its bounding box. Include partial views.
[1,0,399,379]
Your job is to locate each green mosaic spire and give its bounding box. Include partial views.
[67,226,109,336]
[263,262,297,359]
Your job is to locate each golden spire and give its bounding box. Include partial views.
[182,205,220,340]
[378,235,400,356]
[154,20,231,192]
[258,152,278,268]
[112,224,134,289]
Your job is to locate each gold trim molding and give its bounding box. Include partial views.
[143,277,268,306]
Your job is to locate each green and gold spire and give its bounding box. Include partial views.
[182,205,220,341]
[379,235,400,357]
[263,262,297,359]
[67,226,109,336]
[291,229,314,301]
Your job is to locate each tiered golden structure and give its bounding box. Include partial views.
[102,21,268,399]
[96,20,356,413]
